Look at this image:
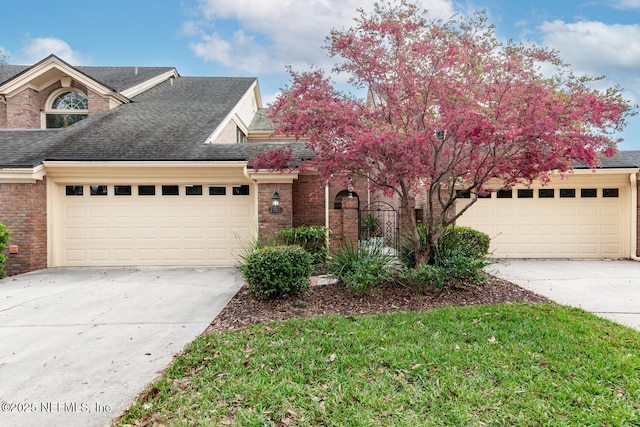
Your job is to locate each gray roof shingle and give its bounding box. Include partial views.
[0,61,175,93]
[0,76,315,167]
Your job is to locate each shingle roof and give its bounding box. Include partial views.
[0,76,315,167]
[596,150,640,169]
[0,62,175,93]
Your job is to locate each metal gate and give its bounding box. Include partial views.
[360,201,399,250]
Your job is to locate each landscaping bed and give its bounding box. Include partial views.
[208,275,549,333]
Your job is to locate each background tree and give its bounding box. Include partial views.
[265,1,632,266]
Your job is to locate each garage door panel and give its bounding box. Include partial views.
[57,182,255,266]
[456,178,629,259]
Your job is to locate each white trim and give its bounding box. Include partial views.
[245,169,299,184]
[0,56,128,104]
[631,172,639,260]
[0,165,46,183]
[204,80,259,144]
[120,69,179,99]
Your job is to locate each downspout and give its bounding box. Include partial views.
[325,184,330,244]
[631,172,639,260]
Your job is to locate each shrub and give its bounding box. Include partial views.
[438,254,488,284]
[436,226,491,262]
[240,245,312,300]
[278,226,328,265]
[327,243,394,292]
[399,225,430,268]
[397,263,448,289]
[399,225,490,268]
[0,222,9,279]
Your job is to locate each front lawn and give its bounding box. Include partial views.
[115,303,640,426]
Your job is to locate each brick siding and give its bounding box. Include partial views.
[292,174,325,227]
[257,183,293,241]
[2,81,109,129]
[0,179,47,276]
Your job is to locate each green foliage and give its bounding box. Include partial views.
[117,305,640,426]
[399,225,431,268]
[277,225,328,265]
[359,214,380,239]
[327,243,394,292]
[398,263,448,289]
[436,225,491,261]
[398,225,489,287]
[0,221,10,279]
[240,245,312,300]
[400,225,490,268]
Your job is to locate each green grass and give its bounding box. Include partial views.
[115,304,640,426]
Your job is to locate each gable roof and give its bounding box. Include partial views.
[0,75,315,167]
[0,54,177,100]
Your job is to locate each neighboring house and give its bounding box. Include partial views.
[0,55,638,276]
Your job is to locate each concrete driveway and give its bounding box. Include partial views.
[0,267,243,427]
[487,259,640,330]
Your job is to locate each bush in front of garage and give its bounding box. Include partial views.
[401,225,490,268]
[398,225,490,288]
[0,221,10,279]
[240,245,313,300]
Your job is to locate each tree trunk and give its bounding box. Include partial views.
[400,194,430,267]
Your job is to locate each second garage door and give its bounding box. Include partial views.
[455,172,632,259]
[54,182,255,267]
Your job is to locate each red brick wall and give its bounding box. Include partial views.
[257,183,293,242]
[2,81,110,129]
[0,179,47,275]
[5,88,42,128]
[292,173,325,227]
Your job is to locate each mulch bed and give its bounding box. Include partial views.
[207,276,550,333]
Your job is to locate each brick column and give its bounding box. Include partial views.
[257,183,293,242]
[341,197,359,248]
[0,179,47,276]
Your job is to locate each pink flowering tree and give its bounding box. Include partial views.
[265,1,632,266]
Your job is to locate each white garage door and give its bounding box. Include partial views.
[456,174,631,259]
[55,182,255,266]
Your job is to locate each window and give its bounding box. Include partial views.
[45,90,89,128]
[538,189,554,198]
[603,188,619,198]
[90,185,108,196]
[114,185,132,196]
[232,185,250,195]
[138,185,156,196]
[162,185,179,196]
[559,189,576,198]
[517,189,533,198]
[456,190,471,199]
[209,185,227,196]
[65,185,83,196]
[496,189,512,199]
[185,185,203,196]
[236,128,247,144]
[581,188,597,198]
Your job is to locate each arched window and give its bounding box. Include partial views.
[45,90,89,128]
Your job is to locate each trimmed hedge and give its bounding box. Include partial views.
[240,245,313,300]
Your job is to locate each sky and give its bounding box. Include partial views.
[2,0,640,150]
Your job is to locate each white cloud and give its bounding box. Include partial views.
[612,0,640,9]
[187,0,455,75]
[21,37,90,65]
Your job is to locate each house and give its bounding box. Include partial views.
[0,55,638,276]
